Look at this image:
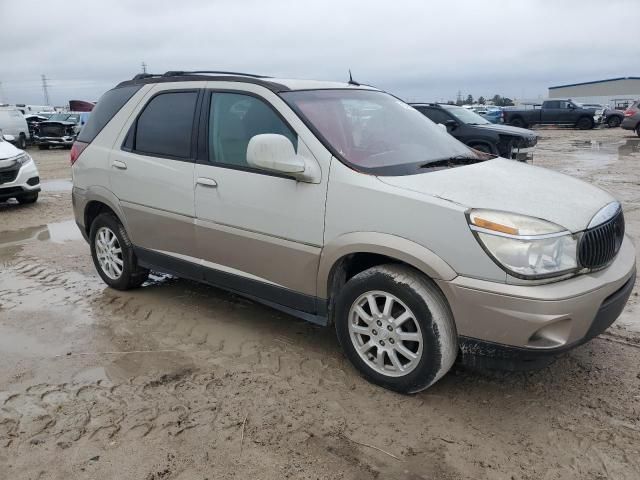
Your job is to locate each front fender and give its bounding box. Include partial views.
[317,232,457,298]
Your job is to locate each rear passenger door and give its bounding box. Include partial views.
[193,88,326,312]
[109,86,202,260]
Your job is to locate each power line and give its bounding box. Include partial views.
[41,74,50,105]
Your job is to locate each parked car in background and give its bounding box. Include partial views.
[0,131,40,204]
[412,103,537,160]
[71,71,635,393]
[503,99,602,129]
[578,104,624,128]
[34,120,77,149]
[47,112,91,133]
[0,107,29,148]
[621,100,640,136]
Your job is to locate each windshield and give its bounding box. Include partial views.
[281,89,473,174]
[49,113,69,121]
[441,105,491,125]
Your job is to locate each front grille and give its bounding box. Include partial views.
[0,167,19,185]
[39,124,65,137]
[578,209,625,269]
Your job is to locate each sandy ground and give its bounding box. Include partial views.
[0,131,639,480]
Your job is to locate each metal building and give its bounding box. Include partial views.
[548,77,640,109]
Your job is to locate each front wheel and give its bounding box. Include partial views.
[509,117,526,128]
[335,264,457,393]
[89,213,149,290]
[17,192,38,204]
[636,125,640,138]
[18,134,27,149]
[607,116,621,128]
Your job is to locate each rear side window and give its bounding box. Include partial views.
[133,91,198,159]
[544,101,560,109]
[77,85,141,143]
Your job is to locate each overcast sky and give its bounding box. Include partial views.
[1,0,638,106]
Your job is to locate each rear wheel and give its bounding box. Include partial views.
[89,213,149,290]
[607,116,621,128]
[510,117,526,128]
[17,134,27,149]
[335,264,457,393]
[576,117,594,130]
[17,192,38,204]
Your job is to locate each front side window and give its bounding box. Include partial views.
[282,89,472,174]
[545,101,560,109]
[440,105,490,125]
[420,107,452,125]
[209,92,297,168]
[134,91,198,158]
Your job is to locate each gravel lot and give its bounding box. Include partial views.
[1,129,639,480]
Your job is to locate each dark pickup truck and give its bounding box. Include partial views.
[503,99,602,130]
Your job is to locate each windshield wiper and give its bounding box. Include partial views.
[420,154,493,170]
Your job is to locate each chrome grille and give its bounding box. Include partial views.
[578,209,625,269]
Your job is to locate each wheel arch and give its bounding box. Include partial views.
[318,232,457,323]
[80,187,129,238]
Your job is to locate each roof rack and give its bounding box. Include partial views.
[131,71,269,81]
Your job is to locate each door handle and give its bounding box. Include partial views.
[196,177,218,187]
[112,160,127,170]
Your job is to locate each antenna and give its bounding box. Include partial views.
[141,62,147,74]
[41,74,50,106]
[348,69,360,86]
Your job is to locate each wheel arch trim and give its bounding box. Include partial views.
[317,232,457,299]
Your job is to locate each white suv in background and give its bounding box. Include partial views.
[71,71,635,393]
[0,131,40,204]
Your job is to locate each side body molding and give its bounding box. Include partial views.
[316,232,458,299]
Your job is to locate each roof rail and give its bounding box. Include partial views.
[162,70,270,79]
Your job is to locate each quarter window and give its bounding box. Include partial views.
[133,91,198,159]
[209,93,297,168]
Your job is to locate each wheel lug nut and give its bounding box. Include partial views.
[377,320,382,327]
[389,338,395,344]
[387,325,393,331]
[379,340,385,346]
[372,329,378,335]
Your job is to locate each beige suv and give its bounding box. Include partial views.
[71,71,636,393]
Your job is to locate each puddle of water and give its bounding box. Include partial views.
[40,178,72,192]
[0,219,82,248]
[0,324,69,357]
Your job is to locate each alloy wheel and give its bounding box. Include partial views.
[95,226,123,280]
[348,290,423,377]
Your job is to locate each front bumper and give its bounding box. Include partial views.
[35,136,75,147]
[0,159,40,200]
[510,146,535,162]
[621,117,639,131]
[436,234,636,368]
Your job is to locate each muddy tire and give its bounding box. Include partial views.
[509,117,526,128]
[607,116,621,128]
[335,264,457,394]
[17,192,38,204]
[89,213,149,290]
[576,116,594,130]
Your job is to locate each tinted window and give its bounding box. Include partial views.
[77,85,141,143]
[419,107,451,124]
[134,91,198,159]
[209,92,297,167]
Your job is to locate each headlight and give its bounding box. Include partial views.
[467,209,579,279]
[15,153,33,166]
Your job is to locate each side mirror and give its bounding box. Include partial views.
[247,134,319,182]
[444,119,458,131]
[2,134,15,142]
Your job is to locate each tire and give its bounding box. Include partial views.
[509,117,526,128]
[607,116,621,128]
[576,117,594,130]
[335,264,457,394]
[38,145,49,150]
[636,124,640,138]
[89,213,149,290]
[17,134,27,150]
[17,192,38,204]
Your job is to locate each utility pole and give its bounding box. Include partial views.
[41,74,50,106]
[141,62,147,74]
[0,81,5,104]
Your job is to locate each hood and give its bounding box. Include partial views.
[378,158,615,232]
[0,139,22,160]
[473,123,537,139]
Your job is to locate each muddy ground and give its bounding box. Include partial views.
[0,128,639,480]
